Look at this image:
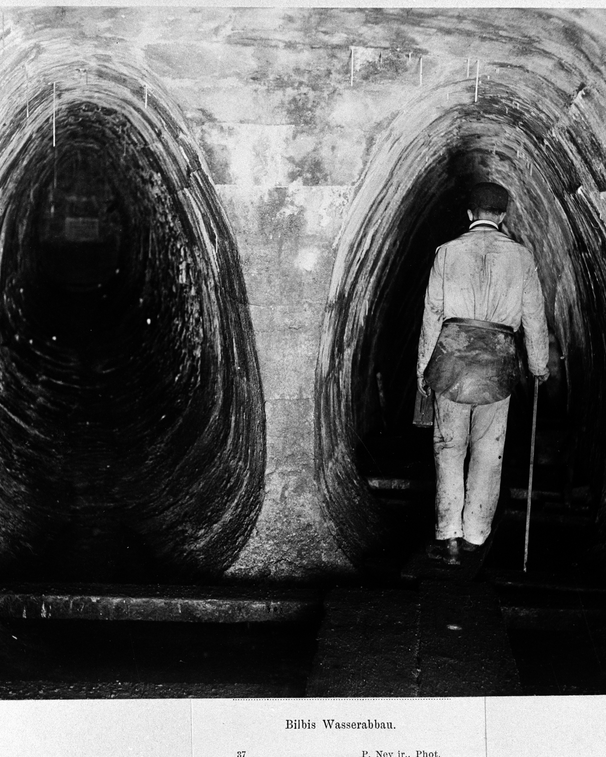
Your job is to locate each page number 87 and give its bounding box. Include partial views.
[237,752,246,757]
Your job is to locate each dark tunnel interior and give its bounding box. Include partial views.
[356,151,603,563]
[356,158,576,473]
[0,89,265,584]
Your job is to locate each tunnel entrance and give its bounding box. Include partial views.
[0,80,265,584]
[354,159,591,572]
[318,97,606,578]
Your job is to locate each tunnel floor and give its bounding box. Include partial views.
[0,508,604,699]
[0,569,603,697]
[0,407,602,698]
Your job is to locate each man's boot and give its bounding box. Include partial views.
[460,538,483,552]
[426,537,461,566]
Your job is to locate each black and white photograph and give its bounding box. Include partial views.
[0,2,604,754]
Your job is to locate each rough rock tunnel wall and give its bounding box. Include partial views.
[0,8,606,579]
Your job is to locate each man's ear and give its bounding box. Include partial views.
[498,212,506,224]
[467,209,474,221]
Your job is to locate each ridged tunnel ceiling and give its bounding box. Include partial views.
[0,54,265,581]
[317,12,606,565]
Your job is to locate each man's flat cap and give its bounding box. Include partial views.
[469,182,509,212]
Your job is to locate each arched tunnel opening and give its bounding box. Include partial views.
[0,75,265,585]
[318,84,606,579]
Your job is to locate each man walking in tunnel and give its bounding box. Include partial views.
[416,182,550,566]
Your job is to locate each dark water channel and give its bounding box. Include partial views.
[488,516,606,696]
[0,616,321,698]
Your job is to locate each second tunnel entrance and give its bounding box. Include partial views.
[318,94,606,573]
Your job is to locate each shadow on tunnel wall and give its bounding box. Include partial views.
[317,96,606,570]
[0,63,265,584]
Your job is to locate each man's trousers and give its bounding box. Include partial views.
[433,393,510,545]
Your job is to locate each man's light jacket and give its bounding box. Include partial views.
[417,221,550,382]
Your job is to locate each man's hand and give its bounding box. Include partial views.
[417,376,430,397]
[535,371,550,385]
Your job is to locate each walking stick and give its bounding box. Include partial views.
[523,376,540,572]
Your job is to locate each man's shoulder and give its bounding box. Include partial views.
[443,230,531,255]
[500,236,536,263]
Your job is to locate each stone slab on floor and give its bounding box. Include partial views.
[306,588,419,697]
[418,579,522,696]
[0,584,321,623]
[0,680,299,699]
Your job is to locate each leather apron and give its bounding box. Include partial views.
[424,317,520,404]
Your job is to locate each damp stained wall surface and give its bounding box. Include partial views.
[1,7,606,579]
